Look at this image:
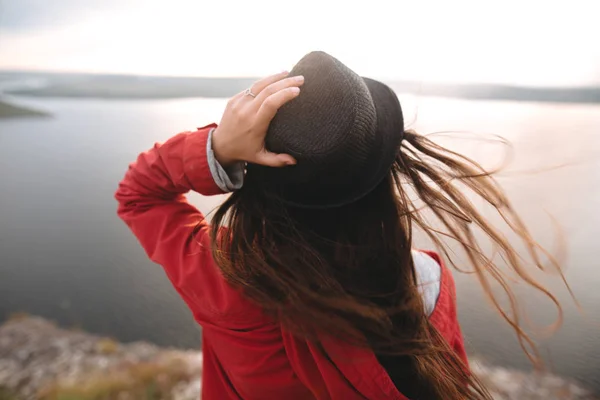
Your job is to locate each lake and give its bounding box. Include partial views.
[1,95,599,392]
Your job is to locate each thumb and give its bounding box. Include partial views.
[254,150,296,168]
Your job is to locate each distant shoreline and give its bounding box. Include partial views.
[1,70,599,104]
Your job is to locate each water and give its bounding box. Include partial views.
[1,95,599,391]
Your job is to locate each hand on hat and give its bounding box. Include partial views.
[211,71,304,168]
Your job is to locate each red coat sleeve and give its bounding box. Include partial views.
[115,124,260,328]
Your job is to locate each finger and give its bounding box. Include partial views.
[251,71,290,94]
[257,86,301,122]
[254,75,304,106]
[253,151,296,168]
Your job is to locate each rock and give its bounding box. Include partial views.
[172,378,202,400]
[470,358,596,399]
[0,317,201,399]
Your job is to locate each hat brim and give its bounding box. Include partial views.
[354,77,405,203]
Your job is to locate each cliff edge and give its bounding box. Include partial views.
[0,316,594,400]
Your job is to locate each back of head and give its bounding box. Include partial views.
[211,52,565,400]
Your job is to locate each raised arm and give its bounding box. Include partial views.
[115,71,304,327]
[115,125,247,323]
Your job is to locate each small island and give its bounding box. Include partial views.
[0,99,50,119]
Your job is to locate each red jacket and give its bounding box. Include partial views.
[116,125,469,399]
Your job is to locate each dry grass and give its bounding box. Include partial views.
[5,313,57,328]
[38,358,193,400]
[95,338,119,355]
[0,386,19,400]
[6,312,32,323]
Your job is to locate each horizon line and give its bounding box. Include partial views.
[1,68,599,91]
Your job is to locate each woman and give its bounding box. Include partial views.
[116,52,563,399]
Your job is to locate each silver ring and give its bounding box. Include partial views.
[244,88,256,98]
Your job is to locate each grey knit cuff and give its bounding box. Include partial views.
[206,128,244,192]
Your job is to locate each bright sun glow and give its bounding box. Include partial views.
[1,0,598,86]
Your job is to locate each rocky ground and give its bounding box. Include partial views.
[0,316,595,399]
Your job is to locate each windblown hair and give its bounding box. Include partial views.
[210,129,565,400]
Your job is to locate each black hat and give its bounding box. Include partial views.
[247,51,404,209]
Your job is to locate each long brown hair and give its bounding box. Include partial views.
[210,129,565,399]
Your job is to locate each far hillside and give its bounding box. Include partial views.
[1,71,599,103]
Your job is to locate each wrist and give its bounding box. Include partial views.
[211,127,237,168]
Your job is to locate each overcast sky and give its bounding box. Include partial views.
[1,0,599,85]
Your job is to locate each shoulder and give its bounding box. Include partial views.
[411,249,442,316]
[413,250,464,349]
